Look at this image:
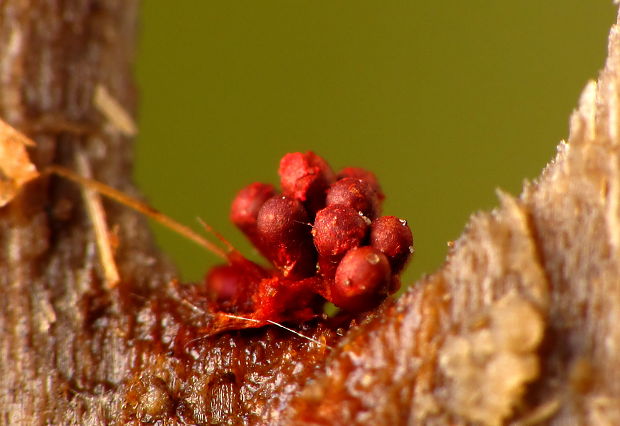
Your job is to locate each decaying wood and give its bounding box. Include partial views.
[2,1,620,425]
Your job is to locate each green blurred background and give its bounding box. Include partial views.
[135,2,616,287]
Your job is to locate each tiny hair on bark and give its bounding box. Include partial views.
[2,2,620,424]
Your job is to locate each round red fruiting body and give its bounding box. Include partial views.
[331,246,392,312]
[278,151,335,213]
[256,195,310,244]
[230,182,277,251]
[336,166,384,201]
[205,264,258,313]
[326,177,381,219]
[370,215,414,274]
[203,152,414,331]
[256,195,315,277]
[312,204,368,258]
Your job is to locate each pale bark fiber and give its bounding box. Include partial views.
[2,1,620,425]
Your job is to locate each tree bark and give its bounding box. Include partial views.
[0,1,169,423]
[2,1,620,425]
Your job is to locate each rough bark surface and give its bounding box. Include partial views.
[2,1,620,425]
[0,1,168,424]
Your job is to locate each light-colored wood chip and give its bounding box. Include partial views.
[94,84,138,136]
[75,150,120,288]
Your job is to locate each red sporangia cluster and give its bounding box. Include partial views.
[205,151,413,327]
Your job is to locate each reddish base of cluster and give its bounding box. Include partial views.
[204,152,413,333]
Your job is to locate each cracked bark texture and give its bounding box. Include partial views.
[2,1,620,425]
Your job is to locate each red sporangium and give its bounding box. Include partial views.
[49,151,414,336]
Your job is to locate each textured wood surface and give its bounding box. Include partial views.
[2,2,620,425]
[0,1,166,424]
